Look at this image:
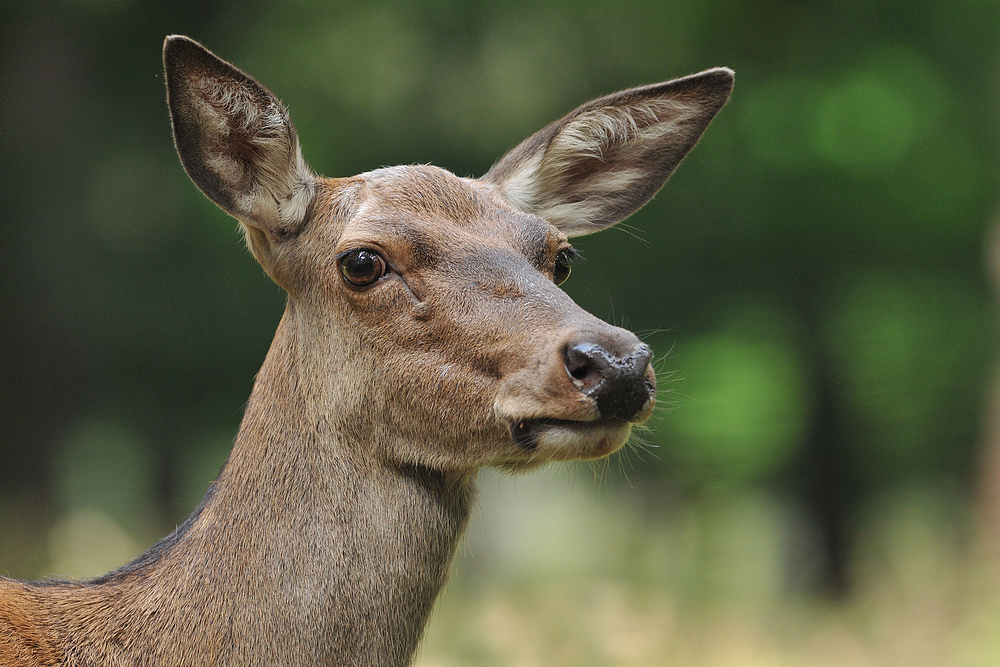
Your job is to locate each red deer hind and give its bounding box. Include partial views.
[0,35,732,666]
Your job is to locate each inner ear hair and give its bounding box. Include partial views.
[164,35,314,239]
[483,68,734,237]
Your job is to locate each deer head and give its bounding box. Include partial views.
[163,36,733,475]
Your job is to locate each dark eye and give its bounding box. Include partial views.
[338,248,388,288]
[553,249,573,286]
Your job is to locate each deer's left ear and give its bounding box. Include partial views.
[482,69,733,237]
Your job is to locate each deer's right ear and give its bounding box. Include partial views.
[163,35,314,243]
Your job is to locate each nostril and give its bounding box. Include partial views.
[631,344,653,377]
[564,343,609,391]
[568,362,589,381]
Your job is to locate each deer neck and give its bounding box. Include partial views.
[57,304,476,666]
[196,303,476,663]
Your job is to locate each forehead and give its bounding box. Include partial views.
[349,165,558,255]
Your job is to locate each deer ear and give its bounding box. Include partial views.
[482,69,733,237]
[163,35,314,242]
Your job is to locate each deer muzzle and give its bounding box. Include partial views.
[495,327,656,462]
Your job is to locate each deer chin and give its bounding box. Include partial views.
[507,417,634,462]
[493,388,655,467]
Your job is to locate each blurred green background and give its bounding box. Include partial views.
[2,0,999,665]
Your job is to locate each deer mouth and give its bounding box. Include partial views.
[509,417,634,460]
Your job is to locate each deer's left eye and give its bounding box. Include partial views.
[553,249,574,286]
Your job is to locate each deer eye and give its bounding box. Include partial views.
[553,249,574,286]
[338,248,388,288]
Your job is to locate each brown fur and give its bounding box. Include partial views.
[0,584,63,667]
[0,36,732,666]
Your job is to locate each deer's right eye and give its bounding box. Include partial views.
[338,249,388,288]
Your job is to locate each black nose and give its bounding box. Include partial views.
[564,341,654,420]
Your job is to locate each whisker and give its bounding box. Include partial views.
[612,222,651,245]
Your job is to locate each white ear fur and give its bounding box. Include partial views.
[187,73,313,231]
[483,69,734,236]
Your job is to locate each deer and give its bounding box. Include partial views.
[0,35,732,666]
